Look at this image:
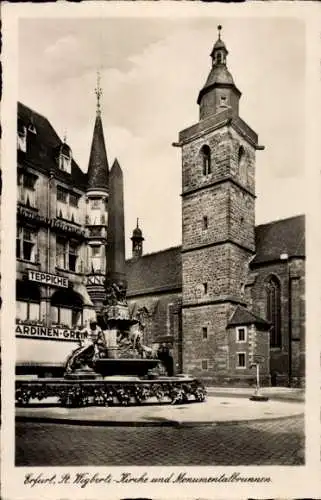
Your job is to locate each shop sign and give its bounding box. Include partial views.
[15,323,87,342]
[28,270,68,288]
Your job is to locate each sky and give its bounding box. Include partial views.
[18,17,306,257]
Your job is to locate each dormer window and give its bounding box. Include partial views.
[58,142,72,174]
[28,123,37,134]
[17,120,27,152]
[59,153,71,173]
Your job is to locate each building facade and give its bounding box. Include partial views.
[16,30,305,385]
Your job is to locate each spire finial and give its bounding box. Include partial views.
[217,25,222,39]
[95,70,102,116]
[136,217,139,228]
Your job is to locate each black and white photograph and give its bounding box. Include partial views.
[3,3,320,499]
[12,14,307,469]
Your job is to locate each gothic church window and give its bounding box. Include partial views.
[266,275,281,348]
[201,145,211,176]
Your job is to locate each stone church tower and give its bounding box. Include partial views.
[177,27,264,382]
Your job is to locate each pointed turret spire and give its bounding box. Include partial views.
[95,71,102,116]
[87,71,109,194]
[197,26,241,120]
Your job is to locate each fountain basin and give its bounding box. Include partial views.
[94,358,159,377]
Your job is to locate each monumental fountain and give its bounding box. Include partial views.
[15,161,206,407]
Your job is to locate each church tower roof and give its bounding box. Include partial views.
[197,26,241,117]
[87,72,109,194]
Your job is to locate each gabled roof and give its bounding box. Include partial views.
[252,214,305,267]
[126,215,305,296]
[18,102,87,190]
[126,246,182,296]
[227,305,270,329]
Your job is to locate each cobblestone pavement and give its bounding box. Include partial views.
[16,416,304,466]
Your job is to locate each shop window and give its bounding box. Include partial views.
[16,227,37,262]
[237,352,246,368]
[16,281,40,321]
[236,326,247,342]
[51,289,83,328]
[266,275,281,348]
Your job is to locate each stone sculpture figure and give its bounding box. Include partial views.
[65,318,106,373]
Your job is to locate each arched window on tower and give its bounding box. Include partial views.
[201,145,211,176]
[266,276,281,348]
[238,146,247,184]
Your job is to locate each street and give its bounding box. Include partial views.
[16,415,304,466]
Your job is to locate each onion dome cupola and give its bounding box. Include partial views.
[87,72,109,195]
[197,25,242,121]
[131,218,144,258]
